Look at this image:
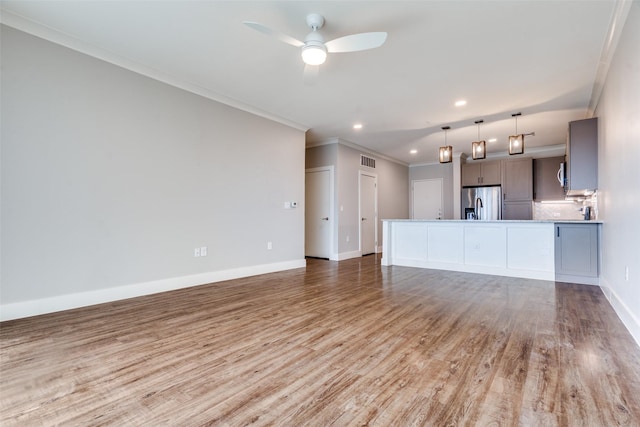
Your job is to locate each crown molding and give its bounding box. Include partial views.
[588,0,633,117]
[0,11,309,133]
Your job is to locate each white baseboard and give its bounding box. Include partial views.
[336,250,362,261]
[0,259,306,322]
[600,279,640,347]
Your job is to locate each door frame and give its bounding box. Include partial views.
[305,166,336,260]
[411,178,444,219]
[358,170,378,255]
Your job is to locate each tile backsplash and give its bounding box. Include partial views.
[533,192,598,220]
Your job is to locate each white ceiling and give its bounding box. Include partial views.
[1,1,622,165]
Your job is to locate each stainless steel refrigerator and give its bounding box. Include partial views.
[461,186,502,220]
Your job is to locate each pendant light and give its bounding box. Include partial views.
[508,113,524,155]
[472,120,486,160]
[439,126,452,163]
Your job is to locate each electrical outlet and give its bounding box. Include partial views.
[625,266,629,281]
[194,248,201,257]
[346,235,350,243]
[201,246,207,257]
[267,241,273,250]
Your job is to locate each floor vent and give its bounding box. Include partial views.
[361,155,376,169]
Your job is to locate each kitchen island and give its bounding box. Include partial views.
[381,219,601,284]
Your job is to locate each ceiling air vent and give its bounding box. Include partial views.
[360,155,376,169]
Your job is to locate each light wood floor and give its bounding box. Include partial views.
[2,256,639,426]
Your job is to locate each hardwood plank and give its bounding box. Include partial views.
[2,256,639,425]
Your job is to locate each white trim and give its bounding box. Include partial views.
[0,259,306,321]
[359,171,378,255]
[336,250,362,261]
[0,11,309,133]
[600,279,640,347]
[588,0,634,117]
[305,166,336,260]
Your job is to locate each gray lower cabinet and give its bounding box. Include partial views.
[554,223,599,284]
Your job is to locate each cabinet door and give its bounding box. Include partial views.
[481,161,501,186]
[503,201,532,220]
[503,158,533,201]
[533,156,566,201]
[567,118,597,192]
[461,163,482,186]
[555,224,598,277]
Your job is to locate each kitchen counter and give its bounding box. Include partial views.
[383,219,603,223]
[381,219,601,283]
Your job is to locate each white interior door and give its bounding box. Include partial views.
[305,169,331,258]
[360,172,377,255]
[412,179,443,219]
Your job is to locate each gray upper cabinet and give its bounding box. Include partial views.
[566,118,597,195]
[503,158,533,201]
[503,158,533,220]
[534,156,566,201]
[461,160,501,186]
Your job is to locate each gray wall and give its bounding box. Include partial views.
[1,26,305,307]
[409,163,455,219]
[305,143,337,170]
[595,2,640,344]
[305,142,408,258]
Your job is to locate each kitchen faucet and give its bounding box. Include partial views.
[475,197,483,220]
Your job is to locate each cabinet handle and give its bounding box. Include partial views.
[557,226,560,237]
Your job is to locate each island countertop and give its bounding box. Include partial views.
[382,219,603,224]
[381,219,600,284]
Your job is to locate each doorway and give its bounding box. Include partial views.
[305,167,333,259]
[359,171,377,255]
[412,178,443,219]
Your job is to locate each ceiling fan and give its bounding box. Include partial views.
[243,13,387,83]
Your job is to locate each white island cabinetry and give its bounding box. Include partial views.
[382,220,557,281]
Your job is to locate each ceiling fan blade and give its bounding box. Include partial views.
[325,32,387,53]
[303,64,319,86]
[242,21,304,47]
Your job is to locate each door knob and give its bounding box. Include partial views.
[321,217,329,221]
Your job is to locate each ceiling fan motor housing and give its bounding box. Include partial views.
[306,13,325,30]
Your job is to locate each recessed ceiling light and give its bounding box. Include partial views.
[353,123,363,129]
[410,149,418,154]
[455,100,467,107]
[488,138,497,143]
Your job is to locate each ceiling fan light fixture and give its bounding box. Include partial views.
[301,43,327,65]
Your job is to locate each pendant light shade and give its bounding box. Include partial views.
[439,126,452,163]
[508,134,524,155]
[472,120,486,160]
[508,113,524,155]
